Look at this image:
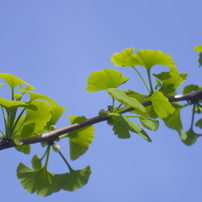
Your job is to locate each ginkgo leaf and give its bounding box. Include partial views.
[0,73,34,90]
[63,166,91,191]
[124,89,147,102]
[68,115,94,160]
[145,91,175,118]
[86,68,129,92]
[14,100,52,138]
[194,45,202,52]
[31,155,42,170]
[18,90,58,105]
[183,84,202,94]
[111,48,135,67]
[139,116,159,131]
[0,98,37,112]
[45,104,66,131]
[17,163,91,196]
[195,118,202,129]
[179,128,201,146]
[153,72,186,96]
[163,103,184,131]
[107,88,146,113]
[16,145,31,154]
[109,113,152,141]
[130,50,174,70]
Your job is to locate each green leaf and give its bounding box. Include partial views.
[13,138,23,145]
[163,103,184,130]
[198,52,202,67]
[179,128,201,146]
[139,116,159,131]
[195,118,202,129]
[63,166,91,191]
[0,98,37,112]
[17,163,65,196]
[18,90,58,104]
[31,155,42,170]
[153,72,186,96]
[14,100,52,138]
[183,84,202,94]
[124,89,147,102]
[45,104,66,131]
[15,145,31,154]
[130,50,174,70]
[107,88,146,113]
[194,45,202,52]
[0,73,34,90]
[109,113,152,141]
[111,48,135,67]
[17,163,91,196]
[68,115,94,160]
[145,91,175,118]
[86,68,129,92]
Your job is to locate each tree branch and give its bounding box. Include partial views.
[1,90,202,151]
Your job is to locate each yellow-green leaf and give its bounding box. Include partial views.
[68,115,94,160]
[145,91,175,118]
[86,68,129,92]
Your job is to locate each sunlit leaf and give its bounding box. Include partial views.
[68,115,94,160]
[124,89,147,102]
[45,105,66,131]
[153,72,186,97]
[0,73,34,90]
[17,163,91,196]
[19,90,58,104]
[169,65,178,73]
[179,128,201,146]
[63,166,91,191]
[86,68,129,92]
[109,113,152,141]
[107,88,146,113]
[17,163,65,196]
[31,155,42,170]
[15,145,31,154]
[13,138,23,145]
[139,116,159,131]
[183,84,202,94]
[14,100,52,138]
[130,50,174,70]
[145,91,175,118]
[195,118,202,129]
[194,45,202,52]
[163,103,184,130]
[111,48,135,67]
[0,98,37,112]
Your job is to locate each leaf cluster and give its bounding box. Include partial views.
[0,45,202,196]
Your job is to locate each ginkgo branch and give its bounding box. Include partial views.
[0,89,202,151]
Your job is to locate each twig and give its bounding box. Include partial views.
[0,90,202,150]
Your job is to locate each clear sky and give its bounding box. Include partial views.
[0,0,202,201]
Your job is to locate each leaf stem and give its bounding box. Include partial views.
[147,69,153,94]
[190,104,196,129]
[132,66,150,93]
[58,150,73,172]
[44,146,51,168]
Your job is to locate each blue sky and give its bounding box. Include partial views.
[0,0,202,201]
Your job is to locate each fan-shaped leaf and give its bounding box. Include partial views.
[130,50,174,70]
[0,73,34,90]
[68,115,94,160]
[86,68,129,92]
[145,91,175,118]
[111,48,135,67]
[107,88,146,113]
